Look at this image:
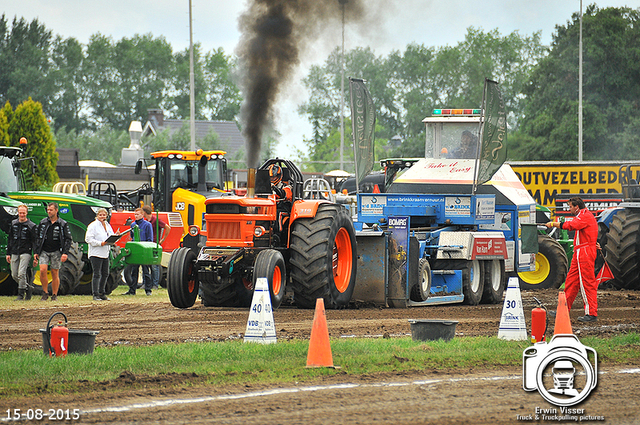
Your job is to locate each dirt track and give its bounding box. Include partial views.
[1,287,639,424]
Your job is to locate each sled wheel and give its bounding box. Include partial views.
[462,259,485,306]
[167,247,199,308]
[410,259,431,302]
[480,259,506,304]
[253,249,287,310]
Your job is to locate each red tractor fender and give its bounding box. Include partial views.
[286,200,333,246]
[289,199,329,222]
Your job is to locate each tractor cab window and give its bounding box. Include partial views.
[170,161,197,190]
[155,159,166,211]
[0,157,19,193]
[425,122,480,159]
[206,160,223,190]
[168,158,224,192]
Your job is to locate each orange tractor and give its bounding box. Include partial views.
[167,159,357,309]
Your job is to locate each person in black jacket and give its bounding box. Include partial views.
[34,202,72,301]
[5,204,36,300]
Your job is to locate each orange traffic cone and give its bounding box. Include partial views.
[372,184,381,193]
[553,291,573,335]
[306,298,335,368]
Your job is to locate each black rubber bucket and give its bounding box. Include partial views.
[39,329,100,355]
[40,312,99,355]
[408,319,458,342]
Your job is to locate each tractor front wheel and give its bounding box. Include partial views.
[253,249,287,309]
[518,235,568,290]
[167,247,199,308]
[290,204,357,309]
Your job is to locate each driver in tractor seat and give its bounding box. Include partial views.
[268,164,293,236]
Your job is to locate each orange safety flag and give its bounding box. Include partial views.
[596,261,615,284]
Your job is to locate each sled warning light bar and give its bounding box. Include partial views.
[432,109,481,116]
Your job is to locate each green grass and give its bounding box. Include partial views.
[1,333,638,398]
[0,286,170,308]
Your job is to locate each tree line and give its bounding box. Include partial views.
[2,5,640,180]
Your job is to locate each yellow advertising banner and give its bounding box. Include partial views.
[508,162,629,207]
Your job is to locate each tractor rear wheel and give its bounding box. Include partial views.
[518,235,567,290]
[70,256,94,295]
[73,246,124,295]
[105,268,124,294]
[605,209,640,290]
[594,222,609,279]
[56,242,84,295]
[0,272,17,295]
[200,276,253,307]
[481,259,506,304]
[253,249,287,309]
[290,204,357,309]
[159,266,167,288]
[167,247,199,308]
[32,242,84,295]
[409,259,431,302]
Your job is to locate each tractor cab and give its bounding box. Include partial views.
[0,146,29,194]
[423,108,482,159]
[146,150,228,230]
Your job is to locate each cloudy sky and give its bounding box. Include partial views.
[4,1,639,157]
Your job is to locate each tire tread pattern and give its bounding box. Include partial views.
[605,209,640,290]
[289,204,357,309]
[167,247,199,308]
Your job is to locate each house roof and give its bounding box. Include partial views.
[143,118,245,158]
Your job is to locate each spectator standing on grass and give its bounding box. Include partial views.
[34,202,72,301]
[122,208,153,296]
[85,208,114,301]
[142,205,171,290]
[546,196,599,322]
[6,204,36,301]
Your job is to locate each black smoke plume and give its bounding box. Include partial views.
[236,0,369,168]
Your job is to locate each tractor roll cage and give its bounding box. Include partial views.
[258,158,304,201]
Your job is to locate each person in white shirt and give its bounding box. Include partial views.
[85,208,114,301]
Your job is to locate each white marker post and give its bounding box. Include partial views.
[244,278,277,344]
[498,277,528,341]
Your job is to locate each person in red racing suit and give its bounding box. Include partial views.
[546,197,598,322]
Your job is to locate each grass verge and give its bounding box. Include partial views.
[0,286,170,308]
[1,332,638,398]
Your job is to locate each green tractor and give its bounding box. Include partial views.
[517,204,572,289]
[0,145,117,296]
